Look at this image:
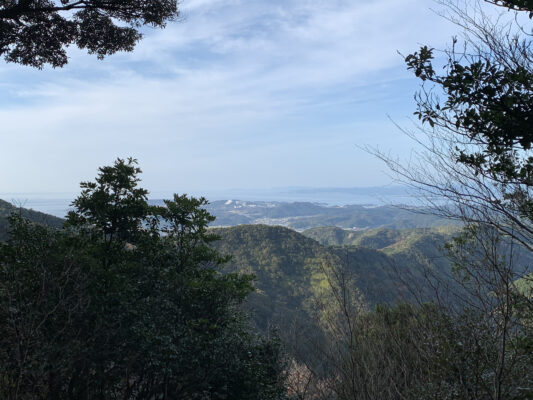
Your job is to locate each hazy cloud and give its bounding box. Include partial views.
[0,0,459,194]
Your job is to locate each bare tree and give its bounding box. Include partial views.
[366,1,533,398]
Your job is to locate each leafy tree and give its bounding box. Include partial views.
[405,40,533,192]
[67,157,149,242]
[369,0,533,252]
[364,1,533,398]
[0,158,287,399]
[0,0,180,68]
[306,258,532,400]
[486,0,533,15]
[396,0,533,261]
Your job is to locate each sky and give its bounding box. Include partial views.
[0,0,462,198]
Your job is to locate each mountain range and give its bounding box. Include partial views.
[3,197,530,364]
[203,200,453,231]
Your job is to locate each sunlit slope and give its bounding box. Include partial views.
[211,225,327,332]
[210,225,455,334]
[302,225,459,250]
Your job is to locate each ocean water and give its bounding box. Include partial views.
[0,187,420,218]
[1,197,73,218]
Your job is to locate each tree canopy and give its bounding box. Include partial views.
[400,0,533,251]
[0,0,179,68]
[0,158,287,399]
[487,0,533,15]
[360,2,533,398]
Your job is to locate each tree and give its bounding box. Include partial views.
[362,1,533,398]
[0,158,288,399]
[405,7,533,188]
[486,0,533,14]
[303,256,533,400]
[367,0,533,254]
[0,0,180,68]
[67,157,150,240]
[395,0,533,276]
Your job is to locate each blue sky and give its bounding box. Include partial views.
[0,0,461,197]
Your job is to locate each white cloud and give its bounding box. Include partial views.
[0,0,461,193]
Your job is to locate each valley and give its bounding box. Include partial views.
[2,196,529,361]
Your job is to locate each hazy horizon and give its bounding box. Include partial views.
[0,184,420,217]
[0,0,473,194]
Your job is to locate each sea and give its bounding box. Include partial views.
[0,186,420,218]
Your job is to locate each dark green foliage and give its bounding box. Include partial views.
[0,159,287,399]
[406,47,533,186]
[66,157,150,243]
[0,0,179,68]
[0,198,63,242]
[329,303,533,400]
[487,0,533,16]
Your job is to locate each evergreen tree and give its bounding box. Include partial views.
[0,158,287,399]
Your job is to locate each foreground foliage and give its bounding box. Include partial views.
[0,198,63,242]
[338,0,533,399]
[0,0,180,68]
[317,300,533,400]
[0,158,287,399]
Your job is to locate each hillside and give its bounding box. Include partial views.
[305,224,533,301]
[302,225,459,250]
[209,224,459,362]
[212,223,533,342]
[205,200,453,230]
[211,225,326,332]
[8,197,455,231]
[0,198,64,241]
[212,224,455,312]
[211,224,410,313]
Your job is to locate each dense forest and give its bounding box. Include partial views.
[1,184,531,398]
[0,199,63,241]
[2,0,533,398]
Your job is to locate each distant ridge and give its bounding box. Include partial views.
[0,198,64,241]
[204,200,453,231]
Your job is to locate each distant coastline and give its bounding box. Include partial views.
[0,186,419,218]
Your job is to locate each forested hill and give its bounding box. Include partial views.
[302,225,459,251]
[0,199,63,241]
[210,224,457,357]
